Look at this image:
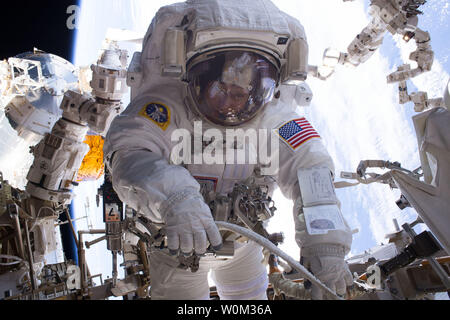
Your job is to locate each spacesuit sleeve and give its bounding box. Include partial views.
[272,114,353,256]
[104,94,202,224]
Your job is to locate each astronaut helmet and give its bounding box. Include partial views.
[186,48,279,127]
[137,1,310,125]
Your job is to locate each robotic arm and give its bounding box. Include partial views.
[0,40,130,299]
[25,45,128,205]
[311,0,431,82]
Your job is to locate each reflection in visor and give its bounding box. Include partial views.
[187,50,278,126]
[206,81,250,120]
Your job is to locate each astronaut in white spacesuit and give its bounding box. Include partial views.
[104,0,353,300]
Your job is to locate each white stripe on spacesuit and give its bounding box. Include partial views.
[215,271,269,300]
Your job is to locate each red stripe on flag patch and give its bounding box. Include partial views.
[277,118,321,150]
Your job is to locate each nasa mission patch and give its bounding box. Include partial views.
[138,102,171,131]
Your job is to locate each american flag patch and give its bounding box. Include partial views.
[277,118,321,151]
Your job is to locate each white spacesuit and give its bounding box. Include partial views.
[104,0,353,300]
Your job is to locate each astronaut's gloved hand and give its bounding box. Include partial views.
[161,189,223,256]
[302,244,353,300]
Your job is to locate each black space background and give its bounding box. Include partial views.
[0,0,79,62]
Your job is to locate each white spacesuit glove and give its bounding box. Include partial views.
[106,148,223,257]
[302,245,353,299]
[161,189,223,256]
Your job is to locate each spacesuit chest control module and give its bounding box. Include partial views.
[104,0,353,300]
